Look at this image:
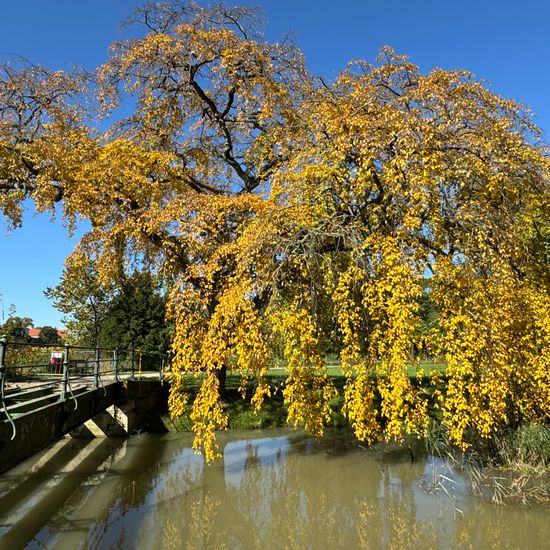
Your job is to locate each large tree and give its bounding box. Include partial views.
[0,2,548,460]
[47,260,171,357]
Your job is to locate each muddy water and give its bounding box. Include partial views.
[0,429,548,549]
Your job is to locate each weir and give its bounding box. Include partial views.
[0,380,168,474]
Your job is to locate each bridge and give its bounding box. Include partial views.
[0,338,169,474]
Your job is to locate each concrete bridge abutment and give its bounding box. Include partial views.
[0,380,169,473]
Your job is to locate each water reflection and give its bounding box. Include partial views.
[0,430,548,549]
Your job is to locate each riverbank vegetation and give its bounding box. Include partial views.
[167,370,550,501]
[1,1,548,464]
[166,377,550,506]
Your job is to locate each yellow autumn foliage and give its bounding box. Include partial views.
[1,3,548,460]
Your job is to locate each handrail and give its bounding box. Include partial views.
[5,339,170,357]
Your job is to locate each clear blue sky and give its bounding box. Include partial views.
[1,0,549,327]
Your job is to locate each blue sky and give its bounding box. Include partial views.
[1,0,549,327]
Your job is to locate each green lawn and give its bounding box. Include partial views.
[267,361,446,379]
[174,360,447,394]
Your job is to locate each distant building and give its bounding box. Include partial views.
[27,328,68,340]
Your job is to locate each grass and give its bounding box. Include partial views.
[165,370,349,432]
[266,359,446,379]
[492,425,550,505]
[165,384,288,432]
[496,424,550,472]
[424,421,550,506]
[166,358,446,433]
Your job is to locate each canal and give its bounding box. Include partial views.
[0,429,548,549]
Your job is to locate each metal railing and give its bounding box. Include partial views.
[0,336,169,440]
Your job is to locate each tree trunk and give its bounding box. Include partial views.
[214,365,227,398]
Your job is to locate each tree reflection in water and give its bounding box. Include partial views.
[20,430,547,549]
[137,432,443,549]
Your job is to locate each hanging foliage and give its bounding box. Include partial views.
[1,2,548,460]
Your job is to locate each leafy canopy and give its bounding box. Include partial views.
[0,313,34,343]
[46,259,171,353]
[101,271,172,355]
[1,1,548,460]
[45,254,113,346]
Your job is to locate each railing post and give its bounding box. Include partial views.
[61,344,70,401]
[113,348,119,382]
[0,335,7,392]
[131,347,135,380]
[94,346,100,389]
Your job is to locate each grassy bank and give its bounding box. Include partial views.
[424,420,550,505]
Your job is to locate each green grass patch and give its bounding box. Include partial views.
[496,424,550,472]
[266,360,446,379]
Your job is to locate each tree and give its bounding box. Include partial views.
[0,313,33,342]
[38,325,61,345]
[101,271,172,356]
[0,2,548,460]
[45,254,113,346]
[46,260,170,355]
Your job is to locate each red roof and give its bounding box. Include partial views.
[27,328,67,339]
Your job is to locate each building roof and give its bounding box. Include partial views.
[27,327,67,339]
